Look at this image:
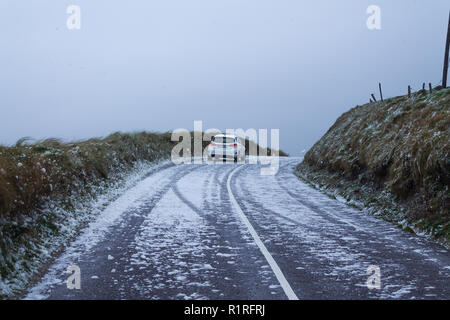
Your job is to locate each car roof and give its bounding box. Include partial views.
[213,134,237,138]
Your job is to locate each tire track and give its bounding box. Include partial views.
[172,164,287,299]
[28,164,203,299]
[230,160,450,299]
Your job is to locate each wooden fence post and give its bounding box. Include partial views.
[379,83,384,101]
[429,83,433,94]
[408,85,411,98]
[371,94,377,102]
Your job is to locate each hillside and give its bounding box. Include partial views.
[296,87,449,244]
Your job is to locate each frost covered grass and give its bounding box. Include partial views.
[296,87,449,245]
[0,131,175,298]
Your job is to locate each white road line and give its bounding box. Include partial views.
[227,165,299,300]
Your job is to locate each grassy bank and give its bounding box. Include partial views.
[0,132,176,297]
[296,87,449,245]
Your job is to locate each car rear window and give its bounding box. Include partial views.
[213,137,235,144]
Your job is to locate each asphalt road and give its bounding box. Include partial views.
[26,158,450,299]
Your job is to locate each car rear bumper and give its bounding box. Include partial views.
[209,148,237,157]
[211,154,236,160]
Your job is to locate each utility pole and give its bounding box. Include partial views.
[443,11,450,88]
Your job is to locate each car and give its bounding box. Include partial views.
[207,134,245,163]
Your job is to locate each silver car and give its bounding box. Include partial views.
[207,134,245,163]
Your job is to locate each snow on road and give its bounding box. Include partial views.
[26,158,450,300]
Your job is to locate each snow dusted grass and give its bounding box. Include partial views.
[0,132,175,298]
[296,87,449,245]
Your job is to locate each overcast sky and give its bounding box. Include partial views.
[0,0,449,155]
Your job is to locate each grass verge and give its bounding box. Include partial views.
[0,132,175,298]
[296,87,449,246]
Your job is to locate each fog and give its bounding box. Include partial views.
[0,0,448,155]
